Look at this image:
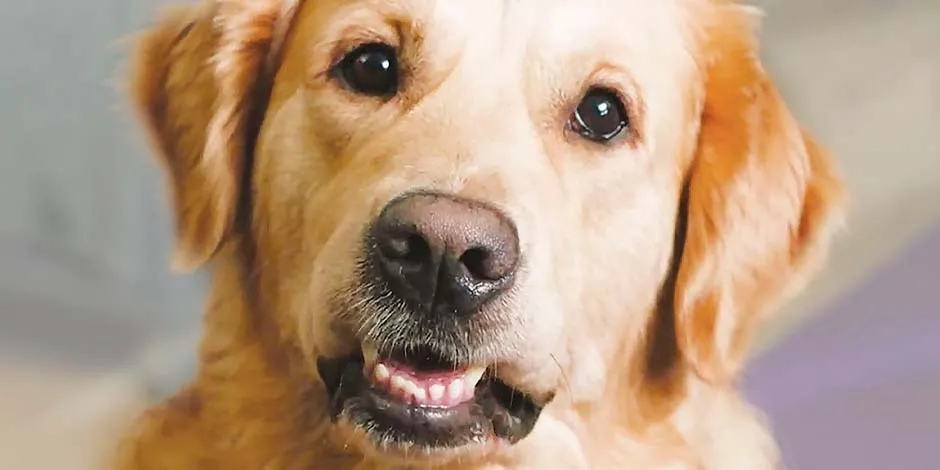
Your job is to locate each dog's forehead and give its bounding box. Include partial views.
[416,0,688,35]
[299,0,694,67]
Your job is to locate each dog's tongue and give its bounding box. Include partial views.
[365,359,486,408]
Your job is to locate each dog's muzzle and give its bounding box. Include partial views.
[317,191,549,453]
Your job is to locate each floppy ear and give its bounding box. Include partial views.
[130,0,293,270]
[673,6,846,385]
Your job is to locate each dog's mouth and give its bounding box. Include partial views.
[317,344,546,454]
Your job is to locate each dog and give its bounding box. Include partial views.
[116,0,845,468]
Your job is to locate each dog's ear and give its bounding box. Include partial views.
[673,6,846,385]
[130,1,292,270]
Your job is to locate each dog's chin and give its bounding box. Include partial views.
[316,344,548,463]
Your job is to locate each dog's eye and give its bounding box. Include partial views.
[568,88,628,143]
[335,43,399,97]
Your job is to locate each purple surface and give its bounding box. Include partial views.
[744,222,940,469]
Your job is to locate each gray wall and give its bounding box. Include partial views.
[0,0,204,333]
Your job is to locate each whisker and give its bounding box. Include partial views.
[549,353,573,406]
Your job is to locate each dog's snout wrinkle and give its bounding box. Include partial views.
[370,192,520,317]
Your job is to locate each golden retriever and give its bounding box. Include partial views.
[116,0,845,468]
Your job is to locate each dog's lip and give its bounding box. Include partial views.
[316,347,548,452]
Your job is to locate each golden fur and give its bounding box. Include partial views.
[116,0,845,468]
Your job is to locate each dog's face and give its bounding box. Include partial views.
[133,0,844,465]
[262,0,695,457]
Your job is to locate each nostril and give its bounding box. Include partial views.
[379,231,431,267]
[459,246,511,282]
[459,247,492,281]
[401,234,431,266]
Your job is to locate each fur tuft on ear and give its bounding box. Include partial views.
[673,5,846,385]
[129,0,294,271]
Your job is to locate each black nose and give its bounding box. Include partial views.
[369,192,521,317]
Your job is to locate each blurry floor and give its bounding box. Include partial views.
[0,361,146,469]
[0,240,195,469]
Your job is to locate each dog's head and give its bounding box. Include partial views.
[132,0,844,464]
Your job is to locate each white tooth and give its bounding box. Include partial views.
[403,381,420,400]
[464,367,486,387]
[363,346,379,365]
[373,363,390,384]
[391,376,409,397]
[447,379,464,402]
[429,384,446,403]
[412,386,428,403]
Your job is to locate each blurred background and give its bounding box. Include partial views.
[0,0,937,468]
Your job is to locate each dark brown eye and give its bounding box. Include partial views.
[569,88,628,143]
[335,43,399,97]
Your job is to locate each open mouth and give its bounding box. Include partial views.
[317,345,546,452]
